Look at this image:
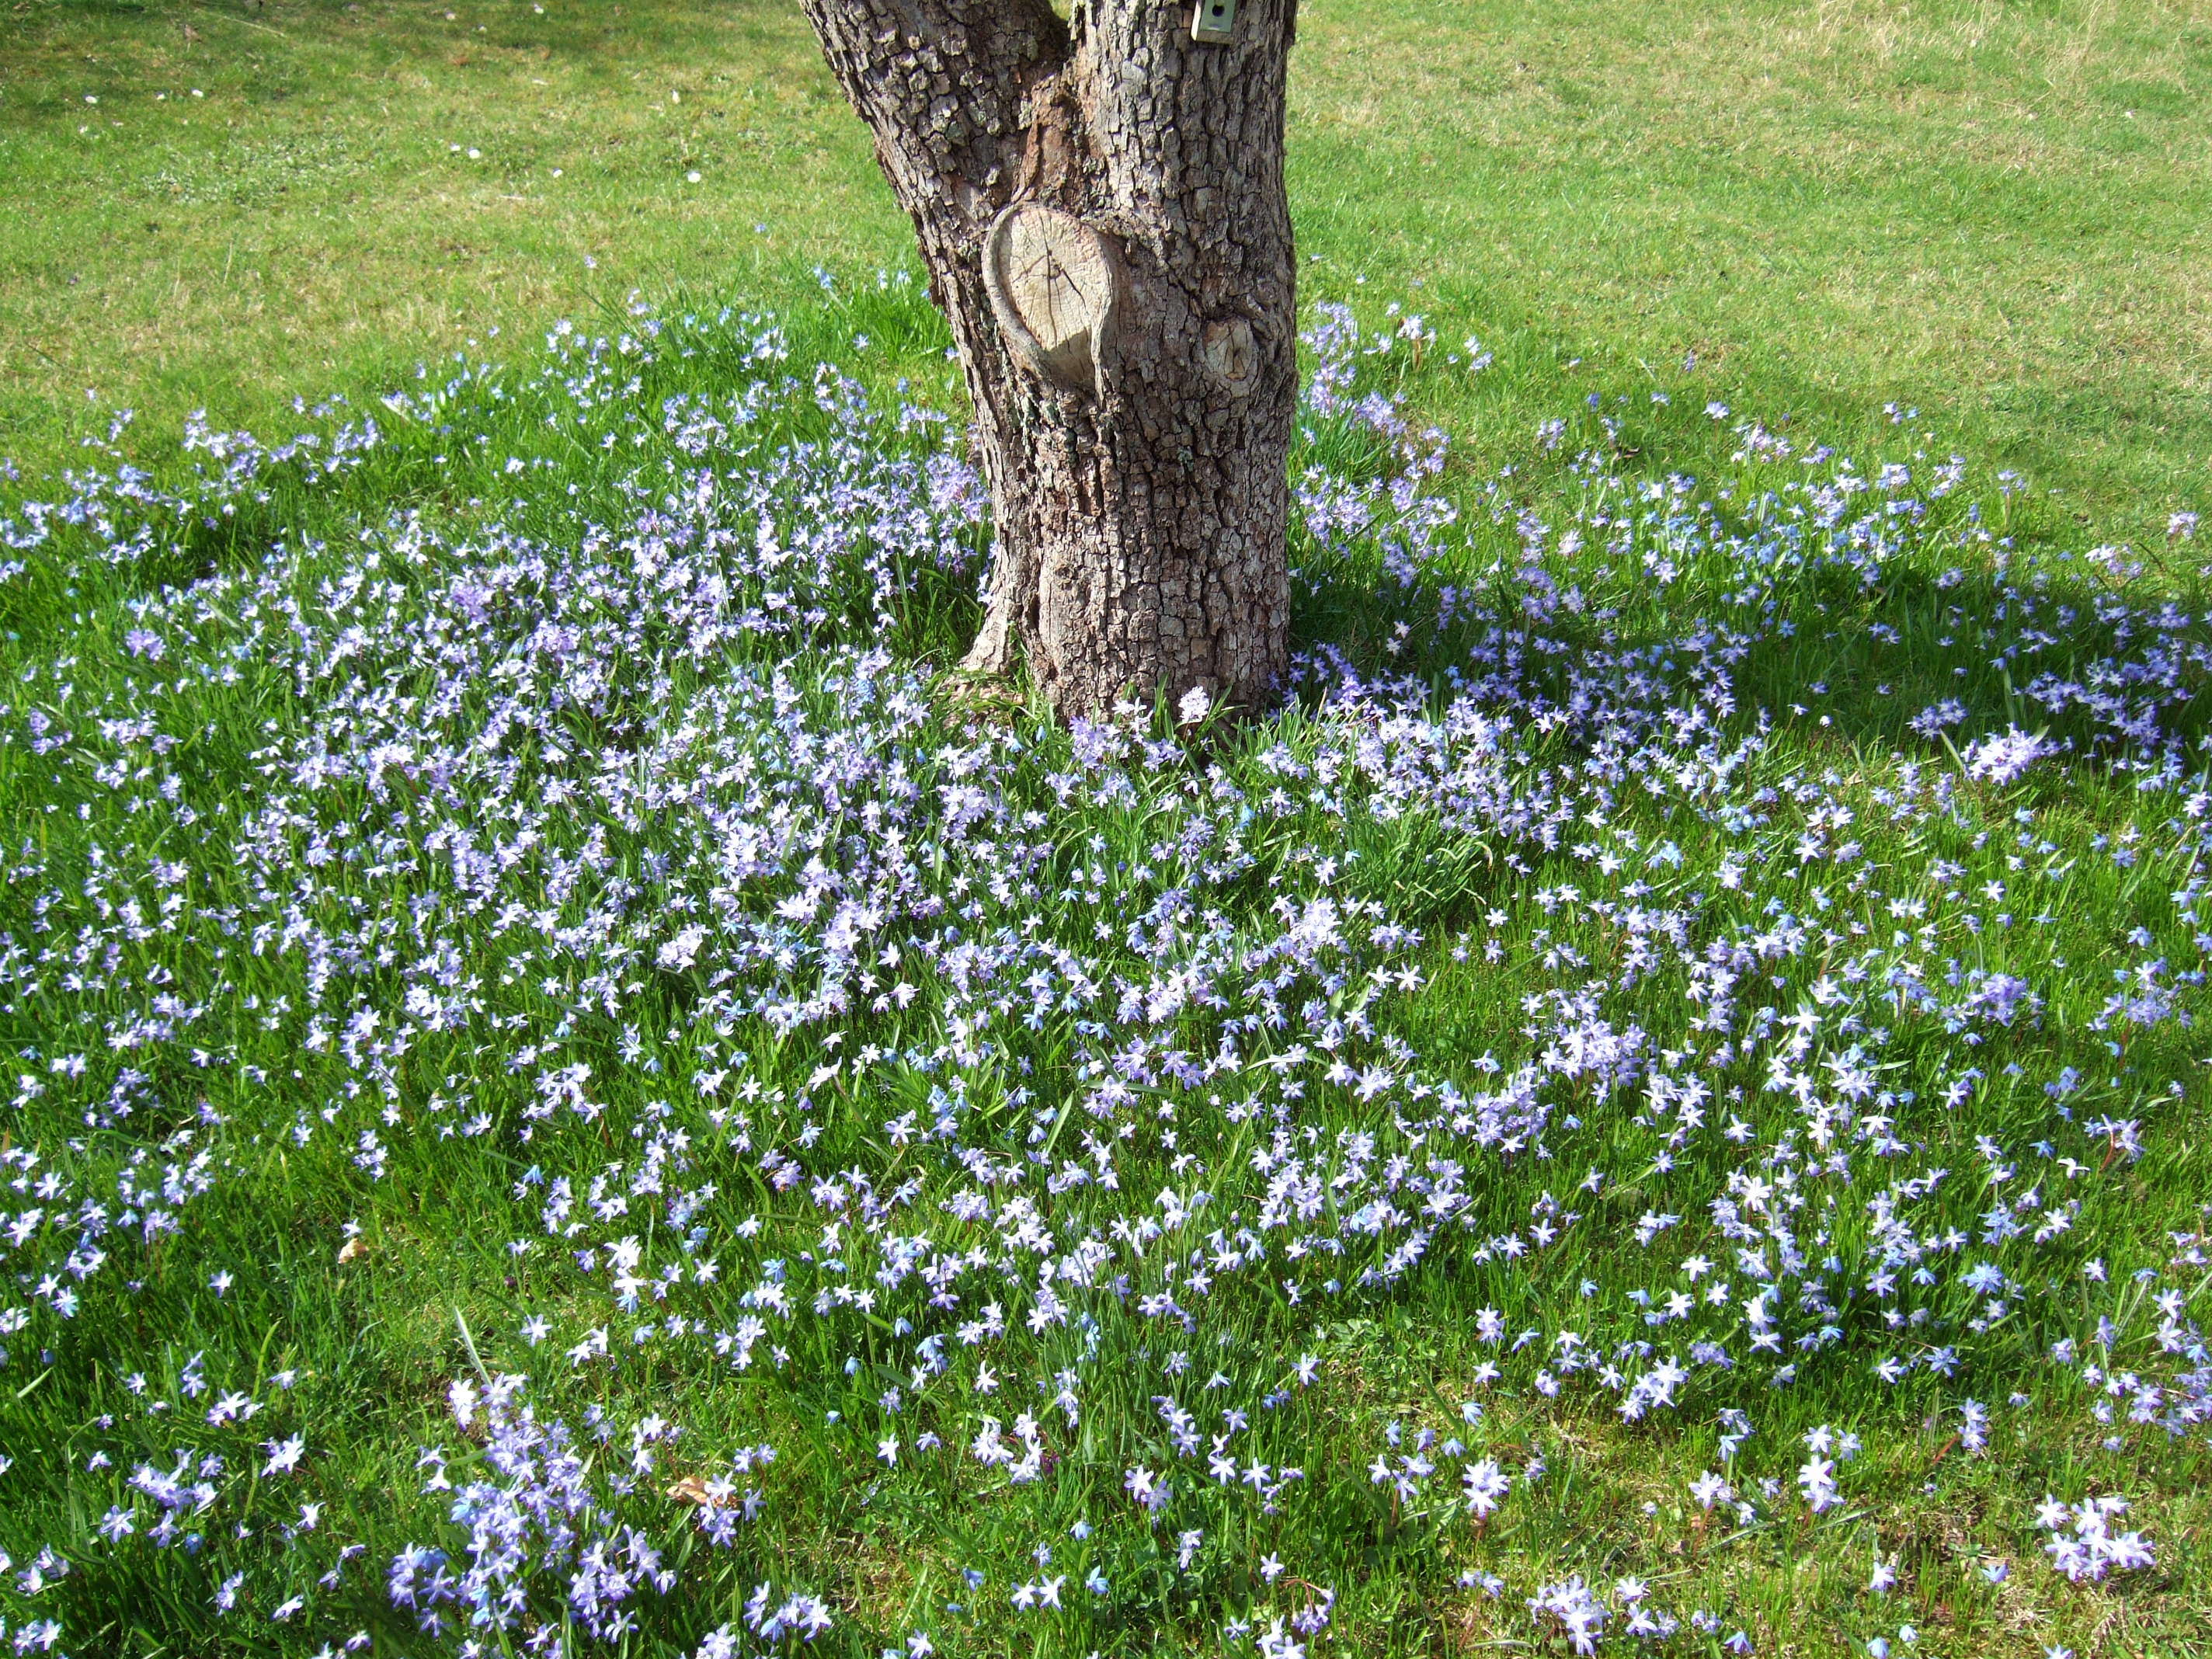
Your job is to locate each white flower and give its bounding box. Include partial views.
[1964,727,2050,786]
[658,924,709,971]
[1462,1459,1511,1518]
[260,1434,306,1476]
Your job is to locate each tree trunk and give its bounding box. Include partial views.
[798,0,1296,718]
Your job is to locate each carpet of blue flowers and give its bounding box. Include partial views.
[0,274,2206,1657]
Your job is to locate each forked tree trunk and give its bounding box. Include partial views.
[798,0,1296,718]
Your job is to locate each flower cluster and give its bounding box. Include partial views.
[2037,1494,2156,1584]
[0,278,2203,1654]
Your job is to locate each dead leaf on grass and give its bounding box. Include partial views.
[666,1475,735,1508]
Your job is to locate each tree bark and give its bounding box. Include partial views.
[797,0,1296,718]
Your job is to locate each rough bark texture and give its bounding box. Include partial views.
[797,0,1296,718]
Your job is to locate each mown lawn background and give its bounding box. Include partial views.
[2,0,2207,537]
[2,5,2211,1659]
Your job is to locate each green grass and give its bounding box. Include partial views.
[2,4,2211,1658]
[3,0,2209,537]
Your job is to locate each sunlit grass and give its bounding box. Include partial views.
[0,271,2206,1654]
[2,3,2211,1656]
[3,0,2208,537]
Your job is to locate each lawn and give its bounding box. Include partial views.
[5,0,2209,534]
[1,2,2210,1657]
